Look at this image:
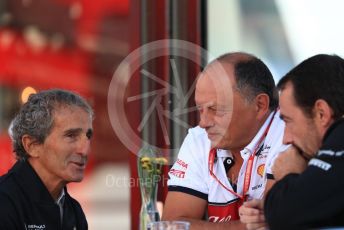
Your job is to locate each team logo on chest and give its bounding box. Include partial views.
[26,224,46,230]
[257,164,265,177]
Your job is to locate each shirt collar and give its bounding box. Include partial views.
[216,149,232,158]
[13,160,58,204]
[56,188,65,205]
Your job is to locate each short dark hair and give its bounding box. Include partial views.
[216,52,278,111]
[11,89,94,160]
[277,54,344,119]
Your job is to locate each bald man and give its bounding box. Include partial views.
[162,52,287,229]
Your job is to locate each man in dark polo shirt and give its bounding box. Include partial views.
[0,89,93,230]
[239,54,344,230]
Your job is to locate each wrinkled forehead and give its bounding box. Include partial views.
[195,62,234,105]
[197,61,235,91]
[202,61,235,85]
[53,103,91,115]
[51,104,93,124]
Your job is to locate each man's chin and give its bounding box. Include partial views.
[210,140,224,149]
[69,177,84,183]
[293,144,314,161]
[67,172,84,183]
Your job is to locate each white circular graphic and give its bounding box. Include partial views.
[108,39,232,163]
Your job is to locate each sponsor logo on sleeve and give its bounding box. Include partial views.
[176,158,188,169]
[309,158,332,171]
[318,150,344,157]
[169,168,185,178]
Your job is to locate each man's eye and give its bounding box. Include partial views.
[86,130,93,140]
[216,111,226,116]
[66,133,77,138]
[208,107,219,114]
[283,118,291,124]
[215,109,230,116]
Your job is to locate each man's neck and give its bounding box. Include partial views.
[231,151,243,160]
[226,151,244,186]
[28,158,66,200]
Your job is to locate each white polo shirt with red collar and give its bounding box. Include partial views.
[168,111,288,223]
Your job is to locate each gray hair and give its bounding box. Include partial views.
[11,89,94,160]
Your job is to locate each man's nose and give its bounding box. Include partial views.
[199,110,214,128]
[282,127,293,145]
[78,136,91,157]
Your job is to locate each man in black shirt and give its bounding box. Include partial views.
[0,89,93,230]
[239,54,344,229]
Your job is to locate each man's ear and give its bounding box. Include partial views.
[22,134,41,158]
[255,93,270,119]
[314,99,334,128]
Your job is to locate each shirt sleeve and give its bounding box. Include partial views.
[264,153,344,229]
[265,121,344,229]
[167,127,209,200]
